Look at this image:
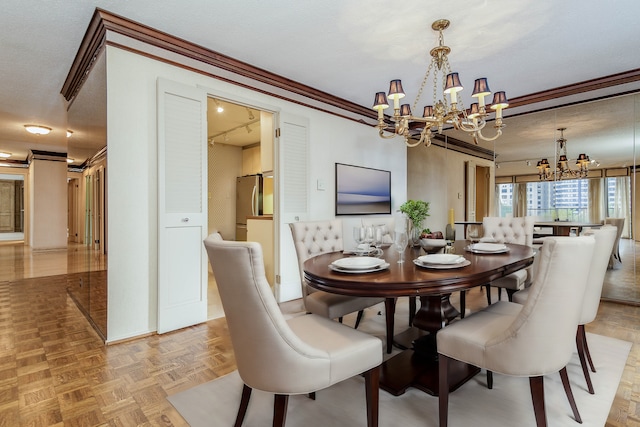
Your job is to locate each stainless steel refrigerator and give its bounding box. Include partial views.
[235,174,263,241]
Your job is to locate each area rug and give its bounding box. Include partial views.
[168,331,630,426]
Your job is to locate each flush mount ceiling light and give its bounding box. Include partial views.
[373,19,509,147]
[213,99,224,113]
[67,130,73,137]
[67,158,74,164]
[0,152,11,158]
[536,128,590,181]
[24,124,52,135]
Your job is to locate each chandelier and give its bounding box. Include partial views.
[372,19,509,148]
[536,128,590,181]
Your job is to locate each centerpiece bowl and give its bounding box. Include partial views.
[419,238,447,254]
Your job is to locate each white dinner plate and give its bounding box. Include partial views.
[466,243,509,254]
[331,256,386,270]
[413,259,471,269]
[417,254,466,265]
[330,262,390,274]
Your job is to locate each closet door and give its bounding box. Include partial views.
[157,78,208,334]
[277,113,309,302]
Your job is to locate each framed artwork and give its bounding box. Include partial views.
[335,163,391,215]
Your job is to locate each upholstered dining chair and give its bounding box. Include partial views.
[603,217,625,268]
[289,220,391,344]
[480,216,535,304]
[203,235,382,427]
[514,225,617,394]
[437,236,595,427]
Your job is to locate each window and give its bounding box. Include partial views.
[497,176,634,227]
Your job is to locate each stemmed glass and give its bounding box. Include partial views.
[466,224,480,249]
[393,231,409,263]
[353,226,365,254]
[362,225,375,248]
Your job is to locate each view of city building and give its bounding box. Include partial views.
[497,177,628,221]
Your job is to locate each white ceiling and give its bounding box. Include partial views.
[1,0,639,173]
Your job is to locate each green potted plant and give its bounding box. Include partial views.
[399,199,430,244]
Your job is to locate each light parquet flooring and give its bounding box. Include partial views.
[0,243,637,426]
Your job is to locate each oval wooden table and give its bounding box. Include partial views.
[304,240,534,396]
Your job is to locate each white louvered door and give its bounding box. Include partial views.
[277,113,309,301]
[157,78,208,334]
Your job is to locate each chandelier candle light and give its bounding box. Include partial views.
[536,128,590,181]
[373,19,509,147]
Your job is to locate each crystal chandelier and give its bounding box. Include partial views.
[372,19,509,148]
[536,128,590,181]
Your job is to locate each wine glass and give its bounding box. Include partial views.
[353,226,364,252]
[466,224,480,249]
[363,225,375,248]
[393,231,409,263]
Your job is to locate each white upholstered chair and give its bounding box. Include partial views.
[289,220,391,346]
[203,235,382,427]
[480,216,535,304]
[603,217,624,268]
[437,236,595,427]
[514,225,617,394]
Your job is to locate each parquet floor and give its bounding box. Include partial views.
[0,242,637,426]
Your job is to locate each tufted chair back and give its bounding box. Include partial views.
[482,216,535,246]
[290,220,343,297]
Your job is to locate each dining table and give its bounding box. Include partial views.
[303,240,534,396]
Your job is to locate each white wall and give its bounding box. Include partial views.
[105,46,406,341]
[28,159,67,250]
[408,143,495,238]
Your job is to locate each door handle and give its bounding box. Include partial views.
[181,217,189,223]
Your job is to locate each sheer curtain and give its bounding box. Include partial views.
[612,176,631,238]
[514,182,527,217]
[588,178,604,223]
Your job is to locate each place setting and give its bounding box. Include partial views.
[465,242,510,254]
[329,256,390,274]
[413,253,470,269]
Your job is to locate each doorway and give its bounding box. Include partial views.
[0,174,25,241]
[206,97,275,319]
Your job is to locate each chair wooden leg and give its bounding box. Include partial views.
[234,384,252,427]
[485,285,493,305]
[364,366,380,427]
[497,287,503,301]
[506,288,517,302]
[487,370,493,389]
[354,310,365,329]
[576,325,595,394]
[273,394,289,427]
[384,298,396,354]
[580,325,596,372]
[409,296,416,326]
[307,392,316,400]
[559,367,583,423]
[529,376,547,427]
[459,291,466,318]
[338,317,343,323]
[438,354,451,427]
